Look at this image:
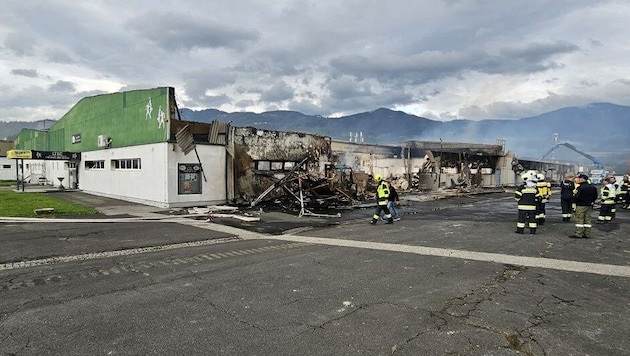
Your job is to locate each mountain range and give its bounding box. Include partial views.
[2,103,629,173]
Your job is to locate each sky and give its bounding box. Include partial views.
[1,0,629,123]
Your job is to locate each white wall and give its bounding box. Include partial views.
[166,143,227,207]
[78,143,226,208]
[0,157,16,180]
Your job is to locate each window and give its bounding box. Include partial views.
[1,164,11,169]
[112,158,141,170]
[256,161,271,170]
[85,160,105,170]
[254,160,306,172]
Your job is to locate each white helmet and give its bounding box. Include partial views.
[521,170,537,182]
[536,173,545,181]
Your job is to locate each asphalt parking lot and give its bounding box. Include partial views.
[1,190,629,355]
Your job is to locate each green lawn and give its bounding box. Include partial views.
[0,190,99,217]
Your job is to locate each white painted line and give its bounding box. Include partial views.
[185,221,630,277]
[259,234,630,278]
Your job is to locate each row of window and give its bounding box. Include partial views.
[253,160,306,171]
[85,159,141,170]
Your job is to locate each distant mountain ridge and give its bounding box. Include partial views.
[2,103,629,172]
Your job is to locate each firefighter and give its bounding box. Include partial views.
[596,176,616,223]
[572,173,582,214]
[569,174,598,238]
[370,174,393,224]
[618,174,629,209]
[515,171,541,234]
[609,176,618,218]
[560,173,575,222]
[535,173,551,225]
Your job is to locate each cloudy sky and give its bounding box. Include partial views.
[1,0,629,123]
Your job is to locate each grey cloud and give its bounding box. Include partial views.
[496,41,579,71]
[580,80,599,87]
[330,41,579,86]
[181,68,238,105]
[46,48,75,64]
[235,99,256,109]
[329,51,470,85]
[319,87,415,115]
[0,85,78,121]
[260,81,294,102]
[127,12,258,51]
[3,31,38,56]
[459,92,592,120]
[49,81,77,93]
[287,100,324,116]
[325,76,374,100]
[11,69,39,78]
[183,68,237,91]
[232,48,304,77]
[193,93,232,109]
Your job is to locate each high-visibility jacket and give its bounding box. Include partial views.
[601,184,616,204]
[376,181,390,205]
[536,181,552,202]
[515,184,540,210]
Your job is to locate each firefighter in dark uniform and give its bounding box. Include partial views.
[370,174,394,224]
[570,174,598,238]
[596,176,616,223]
[618,174,629,209]
[560,173,575,222]
[515,171,541,235]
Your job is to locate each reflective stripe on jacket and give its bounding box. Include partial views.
[376,181,390,205]
[601,184,616,204]
[515,185,540,210]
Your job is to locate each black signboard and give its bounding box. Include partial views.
[32,151,81,161]
[178,163,202,194]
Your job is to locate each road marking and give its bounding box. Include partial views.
[3,216,628,279]
[272,234,630,278]
[191,222,630,278]
[0,242,310,291]
[0,237,241,271]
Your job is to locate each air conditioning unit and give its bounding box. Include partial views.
[97,135,110,148]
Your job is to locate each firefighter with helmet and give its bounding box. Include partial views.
[618,174,629,209]
[515,171,541,234]
[370,174,394,224]
[535,172,551,225]
[596,176,616,223]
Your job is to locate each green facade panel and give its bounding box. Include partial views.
[14,87,171,151]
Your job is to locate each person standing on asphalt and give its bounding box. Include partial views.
[370,174,394,224]
[515,171,541,235]
[569,174,598,238]
[560,173,575,222]
[609,176,618,219]
[618,174,629,209]
[535,173,551,225]
[381,181,401,222]
[596,176,616,223]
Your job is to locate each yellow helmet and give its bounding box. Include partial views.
[373,174,382,181]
